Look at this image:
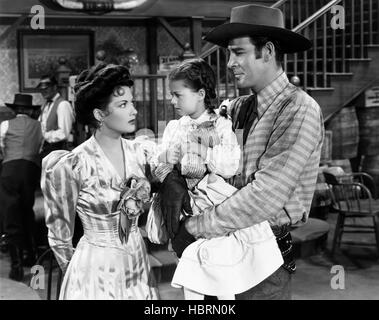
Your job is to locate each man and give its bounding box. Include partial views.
[0,94,43,281]
[37,75,74,158]
[161,4,324,299]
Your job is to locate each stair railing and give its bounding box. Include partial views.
[288,0,378,89]
[201,0,379,95]
[288,0,343,89]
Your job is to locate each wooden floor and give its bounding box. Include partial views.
[0,277,40,300]
[1,190,379,300]
[1,212,379,300]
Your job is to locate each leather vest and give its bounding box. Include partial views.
[44,95,65,132]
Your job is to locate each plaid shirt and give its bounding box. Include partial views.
[187,72,325,239]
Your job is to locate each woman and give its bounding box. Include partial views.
[41,63,159,300]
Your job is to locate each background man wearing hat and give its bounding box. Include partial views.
[163,4,325,299]
[37,75,74,159]
[0,94,43,281]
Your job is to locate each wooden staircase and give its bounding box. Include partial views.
[309,45,379,120]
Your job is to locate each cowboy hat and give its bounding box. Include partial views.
[5,94,40,109]
[36,75,58,89]
[204,4,311,53]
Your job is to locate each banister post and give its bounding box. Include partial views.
[147,18,159,135]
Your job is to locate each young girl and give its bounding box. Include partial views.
[148,58,284,300]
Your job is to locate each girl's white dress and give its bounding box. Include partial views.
[151,111,284,296]
[41,136,159,300]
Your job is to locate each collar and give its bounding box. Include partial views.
[256,72,290,116]
[46,93,60,104]
[89,135,128,190]
[179,110,217,126]
[16,114,30,118]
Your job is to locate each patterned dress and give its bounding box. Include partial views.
[41,136,159,300]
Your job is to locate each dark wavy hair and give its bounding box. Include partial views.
[74,63,134,128]
[249,36,284,67]
[169,58,226,117]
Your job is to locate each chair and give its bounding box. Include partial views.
[323,171,379,257]
[34,248,63,300]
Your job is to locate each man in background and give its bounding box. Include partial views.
[37,75,74,159]
[0,94,43,281]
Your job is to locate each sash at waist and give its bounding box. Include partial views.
[80,214,140,249]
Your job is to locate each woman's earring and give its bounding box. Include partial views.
[96,114,103,128]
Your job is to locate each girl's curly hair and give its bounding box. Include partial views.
[169,58,226,118]
[74,63,134,128]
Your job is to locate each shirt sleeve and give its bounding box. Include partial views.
[206,117,241,178]
[151,120,178,182]
[133,135,158,166]
[45,101,74,143]
[41,150,81,272]
[187,102,324,239]
[0,120,9,157]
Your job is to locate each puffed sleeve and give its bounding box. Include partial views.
[133,135,158,167]
[151,120,180,182]
[159,120,180,152]
[41,150,82,272]
[206,116,241,178]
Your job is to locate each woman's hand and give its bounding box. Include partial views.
[134,135,157,164]
[166,144,181,165]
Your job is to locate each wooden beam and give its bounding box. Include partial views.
[157,17,186,50]
[200,18,229,56]
[147,18,158,134]
[0,13,29,44]
[190,16,203,56]
[147,18,158,74]
[201,42,215,55]
[324,78,379,123]
[1,15,225,29]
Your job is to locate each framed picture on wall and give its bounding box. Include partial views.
[18,30,94,92]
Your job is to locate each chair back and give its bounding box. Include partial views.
[323,172,374,214]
